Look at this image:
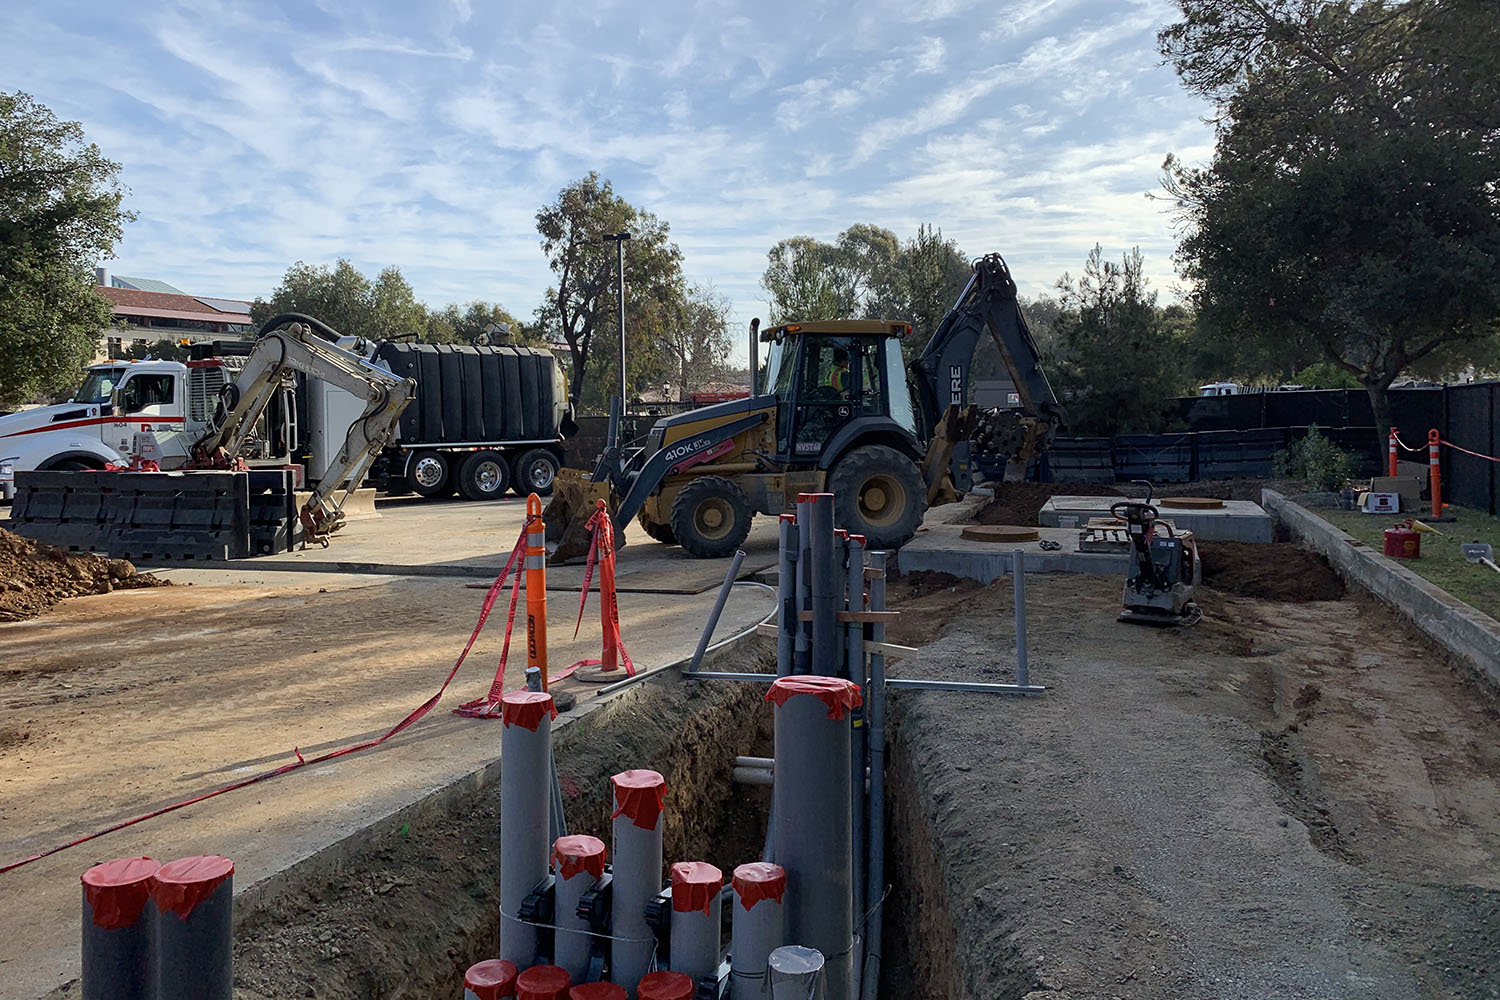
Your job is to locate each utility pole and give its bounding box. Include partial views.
[603,232,631,449]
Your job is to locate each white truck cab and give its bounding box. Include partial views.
[0,360,205,498]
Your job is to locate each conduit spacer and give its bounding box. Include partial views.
[516,963,571,1000]
[568,983,626,1000]
[150,855,233,920]
[501,690,558,731]
[81,857,159,930]
[465,959,519,999]
[731,861,786,910]
[636,970,695,1000]
[766,675,864,721]
[670,861,723,914]
[610,769,668,830]
[551,835,606,881]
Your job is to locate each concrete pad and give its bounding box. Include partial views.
[1039,495,1274,543]
[138,495,782,594]
[897,522,1129,582]
[0,577,775,999]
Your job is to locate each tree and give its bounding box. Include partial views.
[0,92,131,407]
[1159,0,1500,445]
[1045,247,1189,435]
[534,172,685,409]
[249,259,426,341]
[121,338,190,362]
[661,284,735,398]
[761,235,856,323]
[425,300,526,345]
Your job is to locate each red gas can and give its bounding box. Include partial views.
[1383,527,1420,559]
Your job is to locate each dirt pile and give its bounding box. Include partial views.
[0,527,168,622]
[1198,540,1345,602]
[971,478,1298,527]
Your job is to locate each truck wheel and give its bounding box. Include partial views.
[828,444,927,550]
[670,476,752,558]
[457,451,511,501]
[637,511,678,546]
[408,451,453,498]
[511,448,560,497]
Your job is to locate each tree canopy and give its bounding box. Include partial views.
[1160,0,1500,439]
[0,92,131,407]
[249,259,426,341]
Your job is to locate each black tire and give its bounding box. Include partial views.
[669,475,753,558]
[828,444,927,550]
[49,458,101,471]
[511,448,560,497]
[457,450,511,501]
[637,512,678,546]
[408,450,453,498]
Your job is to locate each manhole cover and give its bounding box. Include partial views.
[961,524,1040,543]
[1157,497,1224,509]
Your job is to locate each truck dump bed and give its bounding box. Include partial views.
[374,343,558,445]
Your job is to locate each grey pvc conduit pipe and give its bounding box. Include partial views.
[861,550,889,1000]
[689,549,746,675]
[777,515,796,677]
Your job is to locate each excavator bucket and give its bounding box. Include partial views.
[543,468,615,564]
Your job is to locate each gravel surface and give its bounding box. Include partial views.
[882,571,1499,999]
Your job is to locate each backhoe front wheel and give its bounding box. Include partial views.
[670,476,753,558]
[637,511,678,546]
[828,444,927,550]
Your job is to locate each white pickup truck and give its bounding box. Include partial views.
[0,359,231,499]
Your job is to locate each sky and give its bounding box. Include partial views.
[6,0,1215,352]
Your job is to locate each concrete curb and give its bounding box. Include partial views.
[1263,489,1500,688]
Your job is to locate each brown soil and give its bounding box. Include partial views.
[1198,541,1346,602]
[971,478,1300,527]
[884,570,985,646]
[0,527,167,622]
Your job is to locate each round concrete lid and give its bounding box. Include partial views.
[1157,497,1225,509]
[960,524,1041,543]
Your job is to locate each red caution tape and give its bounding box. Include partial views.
[561,501,635,681]
[551,835,606,881]
[610,769,668,831]
[82,857,160,930]
[1439,437,1500,463]
[150,855,233,920]
[516,964,571,1000]
[636,971,695,1000]
[731,861,786,911]
[670,861,723,914]
[456,511,546,718]
[766,675,864,720]
[569,983,626,1000]
[465,959,518,1000]
[500,690,557,731]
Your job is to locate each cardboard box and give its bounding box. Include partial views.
[1370,475,1422,511]
[1360,491,1401,514]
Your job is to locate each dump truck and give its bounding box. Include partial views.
[545,253,1063,560]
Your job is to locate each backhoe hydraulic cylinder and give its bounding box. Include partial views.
[501,691,558,967]
[611,770,667,997]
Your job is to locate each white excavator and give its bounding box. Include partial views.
[188,314,417,543]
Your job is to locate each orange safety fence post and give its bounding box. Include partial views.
[1388,426,1399,477]
[526,493,549,691]
[559,500,635,683]
[1428,428,1443,519]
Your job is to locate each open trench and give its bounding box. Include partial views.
[225,638,980,1000]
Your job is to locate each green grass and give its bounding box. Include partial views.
[1320,504,1500,622]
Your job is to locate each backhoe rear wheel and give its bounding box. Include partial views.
[670,476,752,558]
[828,444,927,550]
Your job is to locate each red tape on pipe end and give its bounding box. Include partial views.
[465,959,519,999]
[569,983,627,1000]
[82,857,160,930]
[516,964,571,1000]
[731,861,786,911]
[551,835,606,881]
[795,492,833,504]
[766,675,864,720]
[150,855,233,920]
[670,861,723,914]
[501,691,557,731]
[611,769,668,830]
[637,971,695,1000]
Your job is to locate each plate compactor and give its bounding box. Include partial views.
[1113,496,1202,627]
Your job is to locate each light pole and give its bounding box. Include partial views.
[603,232,631,449]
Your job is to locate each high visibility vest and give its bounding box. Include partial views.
[827,366,848,392]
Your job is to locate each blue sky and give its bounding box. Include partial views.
[7,0,1213,345]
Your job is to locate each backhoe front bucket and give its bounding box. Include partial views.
[543,468,615,564]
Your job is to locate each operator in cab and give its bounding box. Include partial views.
[826,348,851,394]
